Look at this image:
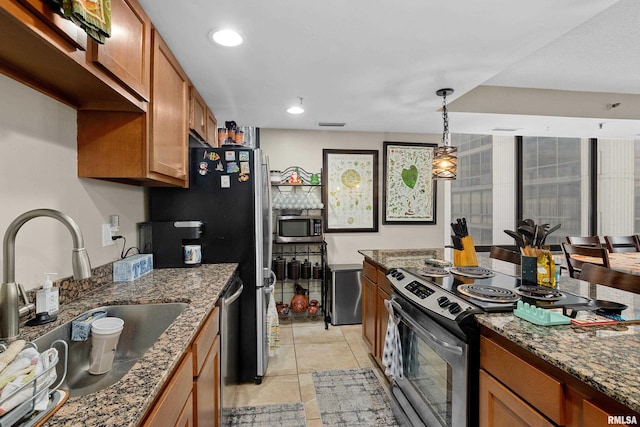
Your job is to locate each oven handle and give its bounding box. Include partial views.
[390,299,464,356]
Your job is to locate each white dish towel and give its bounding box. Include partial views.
[382,299,403,379]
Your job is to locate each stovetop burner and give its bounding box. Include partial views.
[457,284,520,303]
[514,285,565,301]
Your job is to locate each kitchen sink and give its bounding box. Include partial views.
[33,302,188,397]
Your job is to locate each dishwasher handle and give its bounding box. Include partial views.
[225,282,244,305]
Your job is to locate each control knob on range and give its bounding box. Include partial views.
[437,296,450,307]
[448,302,462,314]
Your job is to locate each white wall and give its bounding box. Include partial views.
[0,74,146,290]
[261,128,445,265]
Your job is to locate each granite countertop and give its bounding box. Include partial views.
[358,248,444,270]
[16,263,238,426]
[359,248,640,413]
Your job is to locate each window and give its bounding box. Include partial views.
[521,137,585,245]
[451,134,493,245]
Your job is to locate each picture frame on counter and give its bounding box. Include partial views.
[322,149,379,232]
[382,141,437,224]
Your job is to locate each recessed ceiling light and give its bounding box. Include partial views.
[287,98,304,114]
[210,29,243,47]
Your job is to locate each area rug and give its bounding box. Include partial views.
[227,402,306,426]
[313,367,400,426]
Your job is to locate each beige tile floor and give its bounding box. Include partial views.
[231,317,376,426]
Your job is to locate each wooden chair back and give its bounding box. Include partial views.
[489,246,521,265]
[565,236,602,248]
[561,243,610,279]
[603,235,640,253]
[579,263,640,294]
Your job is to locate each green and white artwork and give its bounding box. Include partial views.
[322,150,379,232]
[383,142,437,224]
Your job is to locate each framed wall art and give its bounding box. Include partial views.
[383,141,437,224]
[322,149,379,232]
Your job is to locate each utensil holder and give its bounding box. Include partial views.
[453,236,479,267]
[521,255,537,285]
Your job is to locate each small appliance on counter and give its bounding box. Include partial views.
[138,221,204,268]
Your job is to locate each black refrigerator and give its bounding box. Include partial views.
[148,146,273,386]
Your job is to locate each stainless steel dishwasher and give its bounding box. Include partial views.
[218,272,243,426]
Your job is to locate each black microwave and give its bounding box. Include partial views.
[275,215,323,243]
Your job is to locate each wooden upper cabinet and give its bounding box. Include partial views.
[88,0,151,101]
[206,109,218,147]
[149,29,189,185]
[190,86,207,142]
[15,0,87,50]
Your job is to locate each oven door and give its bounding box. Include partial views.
[390,297,470,427]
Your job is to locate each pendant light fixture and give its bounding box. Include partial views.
[432,88,457,180]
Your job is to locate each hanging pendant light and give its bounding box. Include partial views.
[432,88,457,180]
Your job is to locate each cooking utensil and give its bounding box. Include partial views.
[504,230,526,248]
[540,223,561,246]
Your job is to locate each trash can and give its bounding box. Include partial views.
[328,264,363,325]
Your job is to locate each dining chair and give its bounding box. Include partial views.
[603,235,640,253]
[564,236,602,248]
[579,263,640,294]
[489,246,521,265]
[561,243,610,279]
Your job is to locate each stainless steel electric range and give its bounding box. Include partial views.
[385,266,590,427]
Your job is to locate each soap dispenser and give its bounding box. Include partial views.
[36,273,59,316]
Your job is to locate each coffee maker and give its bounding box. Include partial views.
[138,221,204,268]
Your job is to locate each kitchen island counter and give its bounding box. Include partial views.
[476,311,640,414]
[359,248,639,415]
[15,263,238,426]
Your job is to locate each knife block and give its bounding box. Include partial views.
[453,236,479,267]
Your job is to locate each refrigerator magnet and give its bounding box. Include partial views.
[240,161,250,174]
[215,161,224,171]
[226,162,240,173]
[225,151,236,161]
[209,152,220,161]
[239,151,249,161]
[198,162,209,175]
[238,173,249,182]
[220,175,231,188]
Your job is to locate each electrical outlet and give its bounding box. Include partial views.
[102,223,114,247]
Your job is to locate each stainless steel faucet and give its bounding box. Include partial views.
[0,209,92,340]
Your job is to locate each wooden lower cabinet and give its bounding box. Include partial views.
[361,259,391,366]
[143,353,194,427]
[176,393,195,427]
[480,369,554,427]
[480,330,640,427]
[192,307,221,427]
[362,275,376,352]
[143,307,221,427]
[375,285,390,365]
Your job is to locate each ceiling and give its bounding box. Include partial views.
[138,0,640,139]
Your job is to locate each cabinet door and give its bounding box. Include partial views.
[177,393,195,427]
[375,286,389,363]
[150,30,189,184]
[88,0,151,101]
[206,109,218,147]
[362,275,376,354]
[16,0,87,50]
[190,86,207,141]
[194,335,221,427]
[143,353,194,426]
[479,369,554,427]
